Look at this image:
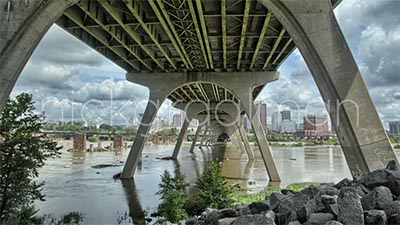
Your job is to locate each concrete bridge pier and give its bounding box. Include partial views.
[189,125,203,153]
[172,116,192,159]
[238,120,254,160]
[199,125,209,148]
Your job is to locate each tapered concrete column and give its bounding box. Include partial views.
[239,123,254,160]
[259,0,398,175]
[121,96,162,178]
[189,125,202,153]
[172,118,191,159]
[199,125,209,148]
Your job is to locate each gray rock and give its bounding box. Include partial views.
[387,170,400,197]
[361,186,393,210]
[218,218,236,225]
[388,213,400,225]
[219,209,238,218]
[287,221,302,225]
[324,222,343,225]
[357,169,390,189]
[303,213,334,225]
[281,189,297,195]
[384,201,400,217]
[230,214,275,225]
[235,205,251,216]
[325,203,339,217]
[386,160,400,171]
[337,187,364,225]
[186,218,202,225]
[269,192,284,210]
[351,183,370,197]
[333,178,352,189]
[249,200,271,214]
[297,199,318,223]
[265,210,276,222]
[364,210,387,225]
[205,211,222,225]
[321,195,338,205]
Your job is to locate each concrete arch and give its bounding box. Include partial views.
[0,0,76,110]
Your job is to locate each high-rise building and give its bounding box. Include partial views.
[280,120,297,133]
[271,111,281,132]
[303,114,329,136]
[281,110,291,121]
[255,102,267,131]
[389,121,400,136]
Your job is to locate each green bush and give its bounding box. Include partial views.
[156,170,189,223]
[194,162,233,211]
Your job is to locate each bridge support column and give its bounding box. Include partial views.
[189,125,202,153]
[199,125,209,148]
[238,96,280,181]
[121,95,164,178]
[172,117,192,159]
[239,123,254,160]
[259,0,398,175]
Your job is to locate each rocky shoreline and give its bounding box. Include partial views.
[171,160,400,225]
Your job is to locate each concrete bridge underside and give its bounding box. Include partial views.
[0,0,398,181]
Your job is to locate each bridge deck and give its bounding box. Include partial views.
[56,0,340,103]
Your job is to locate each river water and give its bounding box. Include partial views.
[35,141,400,224]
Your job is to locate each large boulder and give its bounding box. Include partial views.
[337,187,364,225]
[269,192,285,211]
[296,199,318,223]
[386,160,400,171]
[384,201,400,217]
[387,170,400,197]
[249,200,271,214]
[303,213,334,225]
[388,213,400,225]
[357,169,390,189]
[234,205,251,216]
[364,210,387,225]
[229,214,275,225]
[218,218,236,225]
[361,186,393,210]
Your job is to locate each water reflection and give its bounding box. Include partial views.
[121,179,145,225]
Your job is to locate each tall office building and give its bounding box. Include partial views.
[303,114,329,136]
[255,102,267,131]
[271,111,282,132]
[389,121,400,136]
[281,110,291,121]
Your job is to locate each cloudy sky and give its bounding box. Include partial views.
[11,0,400,128]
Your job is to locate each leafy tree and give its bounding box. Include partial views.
[193,162,233,211]
[156,170,189,223]
[0,93,61,224]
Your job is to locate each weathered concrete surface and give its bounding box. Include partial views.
[0,0,76,110]
[258,0,398,175]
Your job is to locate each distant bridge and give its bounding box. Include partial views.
[0,0,398,182]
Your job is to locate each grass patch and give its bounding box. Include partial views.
[394,144,400,149]
[231,182,320,205]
